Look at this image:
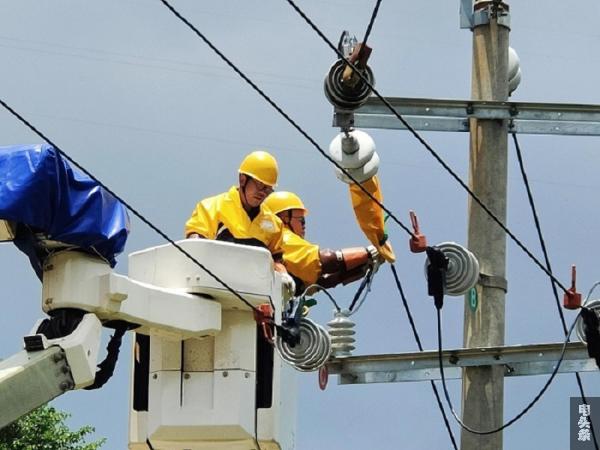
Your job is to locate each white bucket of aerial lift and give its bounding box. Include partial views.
[128,239,288,310]
[140,330,295,449]
[41,250,221,340]
[0,220,15,241]
[26,313,103,389]
[329,130,380,184]
[125,239,296,450]
[130,321,297,449]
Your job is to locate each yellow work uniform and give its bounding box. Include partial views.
[279,226,322,286]
[185,186,284,257]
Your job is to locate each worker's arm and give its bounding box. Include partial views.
[317,265,368,288]
[319,246,378,274]
[278,228,322,286]
[184,198,219,239]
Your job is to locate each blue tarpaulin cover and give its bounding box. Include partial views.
[0,144,129,268]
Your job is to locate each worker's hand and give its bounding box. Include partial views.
[366,245,379,261]
[366,245,384,273]
[280,272,296,300]
[274,262,287,274]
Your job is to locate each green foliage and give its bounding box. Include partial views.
[0,405,106,450]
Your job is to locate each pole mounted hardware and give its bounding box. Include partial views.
[408,210,427,253]
[564,265,582,309]
[425,246,449,310]
[324,31,375,112]
[275,297,332,372]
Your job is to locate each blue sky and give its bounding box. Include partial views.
[1,1,600,449]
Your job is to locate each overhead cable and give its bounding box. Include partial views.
[157,0,416,239]
[0,97,261,314]
[362,0,383,46]
[512,131,599,449]
[390,264,458,449]
[436,306,582,435]
[283,0,570,294]
[300,284,342,312]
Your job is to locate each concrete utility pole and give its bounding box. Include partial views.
[462,1,510,449]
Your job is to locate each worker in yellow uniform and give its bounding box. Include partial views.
[185,150,287,269]
[264,191,380,294]
[185,152,289,410]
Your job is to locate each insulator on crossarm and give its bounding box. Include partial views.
[508,46,522,96]
[425,242,480,296]
[275,317,331,372]
[324,59,375,111]
[327,309,356,358]
[329,130,379,184]
[577,298,600,344]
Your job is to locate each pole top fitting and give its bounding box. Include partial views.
[474,1,509,13]
[472,1,511,30]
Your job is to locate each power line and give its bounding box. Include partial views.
[362,0,383,46]
[390,264,458,449]
[282,0,570,294]
[511,132,567,331]
[0,34,320,84]
[150,0,596,445]
[511,131,599,450]
[0,96,261,315]
[436,306,582,435]
[157,0,416,240]
[0,41,317,91]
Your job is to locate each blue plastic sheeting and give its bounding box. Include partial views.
[0,144,130,267]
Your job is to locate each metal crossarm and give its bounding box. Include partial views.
[344,97,600,136]
[327,342,596,385]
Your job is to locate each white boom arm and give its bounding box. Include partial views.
[0,313,101,428]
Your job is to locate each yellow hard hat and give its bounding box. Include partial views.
[264,191,308,215]
[238,151,279,187]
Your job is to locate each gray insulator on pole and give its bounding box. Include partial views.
[275,318,332,372]
[426,242,480,296]
[323,59,375,111]
[577,298,600,344]
[327,309,356,358]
